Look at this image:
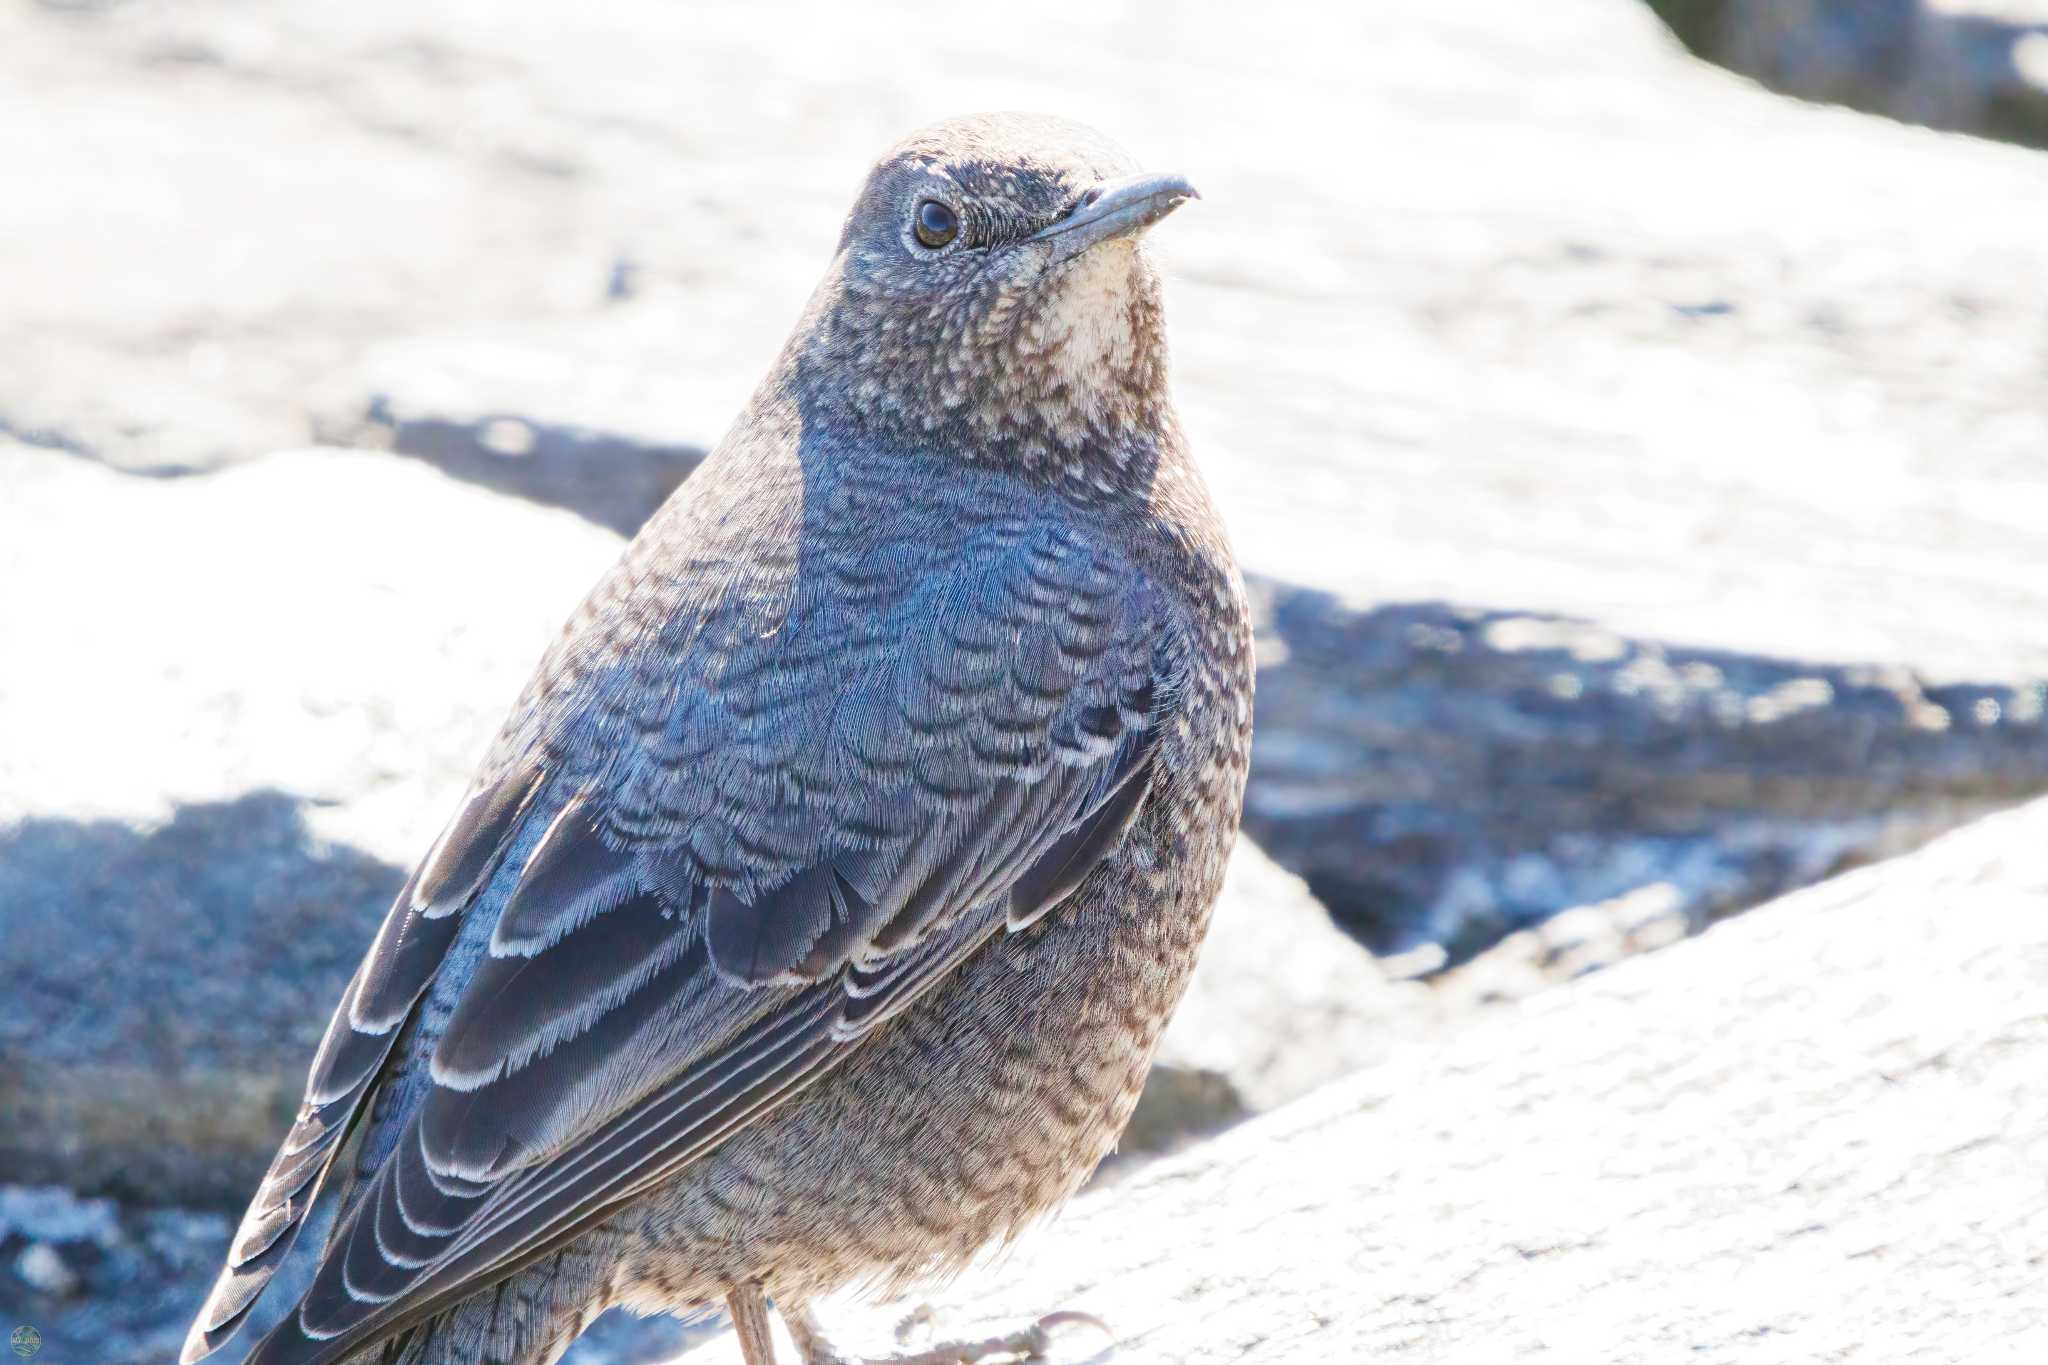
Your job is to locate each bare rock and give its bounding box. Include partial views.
[1246,589,2048,964]
[0,1186,240,1365]
[1123,841,1443,1158]
[1649,0,2048,148]
[682,797,2048,1363]
[12,1243,80,1300]
[0,446,622,1206]
[0,445,622,873]
[310,328,708,536]
[0,796,402,1208]
[8,0,2048,688]
[0,1185,701,1365]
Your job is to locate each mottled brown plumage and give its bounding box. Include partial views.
[184,112,1252,1365]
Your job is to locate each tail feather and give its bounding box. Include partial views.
[181,764,544,1362]
[245,1248,612,1365]
[180,1096,357,1362]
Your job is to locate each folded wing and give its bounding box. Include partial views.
[203,526,1174,1365]
[180,762,544,1362]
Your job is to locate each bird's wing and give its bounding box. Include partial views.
[234,524,1176,1365]
[181,760,546,1362]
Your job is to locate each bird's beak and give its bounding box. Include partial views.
[1029,172,1199,261]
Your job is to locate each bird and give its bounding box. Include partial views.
[182,111,1254,1365]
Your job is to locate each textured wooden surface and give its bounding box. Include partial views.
[685,798,2048,1363]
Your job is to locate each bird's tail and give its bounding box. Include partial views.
[242,1246,616,1365]
[180,1097,359,1362]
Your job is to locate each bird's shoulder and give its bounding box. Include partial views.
[509,434,1196,759]
[590,477,1188,849]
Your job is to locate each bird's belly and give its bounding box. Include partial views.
[598,814,1223,1312]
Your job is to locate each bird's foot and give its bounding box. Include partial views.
[789,1302,1111,1364]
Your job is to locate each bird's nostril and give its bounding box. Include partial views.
[1076,187,1104,211]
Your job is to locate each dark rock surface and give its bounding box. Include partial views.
[310,331,708,536]
[0,796,403,1208]
[0,1184,253,1365]
[324,398,703,538]
[0,1185,705,1365]
[1649,0,2048,147]
[1246,584,2048,966]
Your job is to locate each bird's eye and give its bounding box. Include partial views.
[913,199,960,249]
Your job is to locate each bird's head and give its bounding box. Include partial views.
[796,113,1197,483]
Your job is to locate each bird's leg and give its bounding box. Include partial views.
[728,1283,782,1365]
[785,1300,1111,1365]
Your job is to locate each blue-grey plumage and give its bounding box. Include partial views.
[184,112,1252,1365]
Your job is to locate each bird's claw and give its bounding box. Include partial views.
[935,1308,1112,1363]
[1022,1310,1113,1356]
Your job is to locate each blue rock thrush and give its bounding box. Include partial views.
[183,111,1253,1365]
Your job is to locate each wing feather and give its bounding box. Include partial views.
[179,762,542,1363]
[223,528,1179,1365]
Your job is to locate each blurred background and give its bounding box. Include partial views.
[3,0,2047,1359]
